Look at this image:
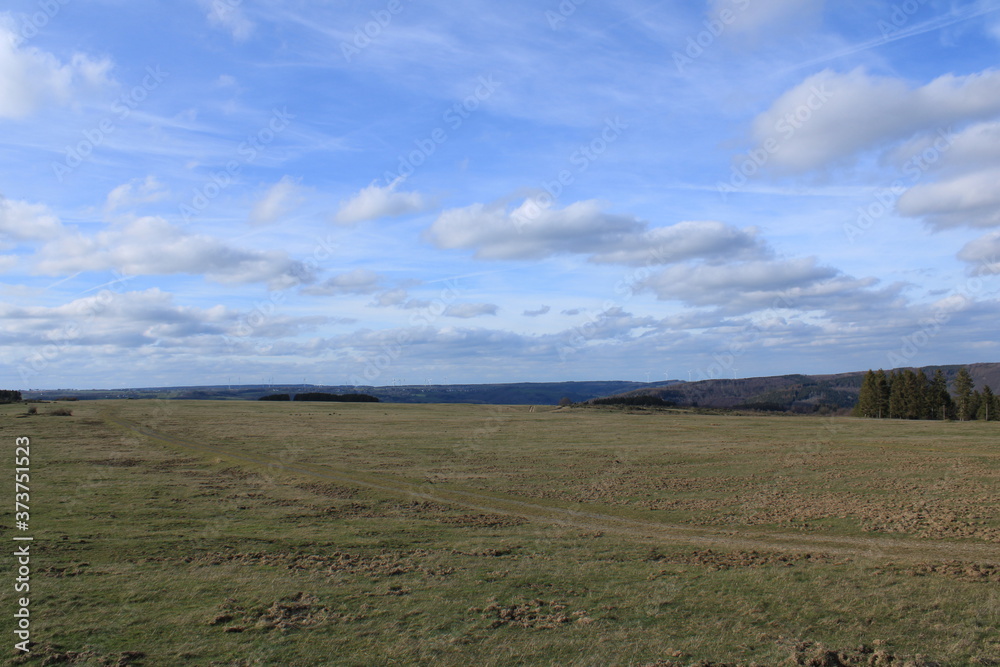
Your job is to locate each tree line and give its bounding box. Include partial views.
[854,367,997,421]
[258,392,380,403]
[0,390,22,404]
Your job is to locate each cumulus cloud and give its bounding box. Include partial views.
[523,305,550,317]
[0,197,63,242]
[104,176,168,214]
[750,67,1000,173]
[0,18,113,118]
[957,231,1000,274]
[426,197,767,264]
[249,176,305,226]
[302,269,383,296]
[372,288,409,307]
[335,178,429,225]
[35,216,313,289]
[443,303,499,318]
[635,257,899,316]
[897,168,1000,229]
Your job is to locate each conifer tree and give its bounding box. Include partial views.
[928,369,952,420]
[888,371,906,419]
[977,385,997,421]
[955,368,975,421]
[854,370,878,417]
[875,369,890,419]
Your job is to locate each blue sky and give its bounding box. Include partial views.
[2,0,1000,389]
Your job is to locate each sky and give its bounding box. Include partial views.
[2,0,1000,389]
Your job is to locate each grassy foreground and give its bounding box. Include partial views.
[2,400,999,666]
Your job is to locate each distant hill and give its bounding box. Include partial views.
[17,363,999,408]
[22,380,658,406]
[590,363,1000,413]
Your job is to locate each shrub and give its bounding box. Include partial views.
[49,408,73,416]
[26,406,37,415]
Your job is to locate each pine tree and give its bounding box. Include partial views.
[854,370,878,417]
[888,371,906,419]
[954,367,975,421]
[977,385,997,421]
[875,369,890,419]
[928,369,953,420]
[902,369,926,419]
[970,390,983,421]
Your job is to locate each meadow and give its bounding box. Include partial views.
[1,399,998,666]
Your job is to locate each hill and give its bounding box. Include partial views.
[591,363,1000,413]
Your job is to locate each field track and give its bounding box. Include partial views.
[100,407,1000,566]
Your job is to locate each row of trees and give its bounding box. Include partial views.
[258,392,380,403]
[0,390,22,404]
[854,368,998,421]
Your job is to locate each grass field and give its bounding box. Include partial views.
[2,399,999,666]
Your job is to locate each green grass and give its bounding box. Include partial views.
[1,400,999,665]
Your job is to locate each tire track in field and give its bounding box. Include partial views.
[100,410,1000,565]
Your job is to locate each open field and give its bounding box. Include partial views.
[2,400,999,666]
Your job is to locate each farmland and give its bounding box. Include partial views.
[2,400,999,666]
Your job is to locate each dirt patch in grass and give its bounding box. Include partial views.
[436,513,527,528]
[159,549,456,578]
[474,597,593,629]
[784,640,942,666]
[92,458,145,467]
[298,482,358,499]
[646,549,837,571]
[208,593,357,633]
[902,560,1000,582]
[13,644,145,666]
[639,640,944,667]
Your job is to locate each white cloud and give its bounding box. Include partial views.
[335,178,429,225]
[635,257,898,316]
[443,303,498,318]
[0,198,63,242]
[35,216,314,289]
[373,287,410,308]
[201,0,254,41]
[957,231,1000,274]
[0,18,113,118]
[302,269,383,296]
[426,197,768,264]
[750,67,1000,173]
[523,305,550,317]
[104,176,169,214]
[249,176,305,226]
[897,168,1000,229]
